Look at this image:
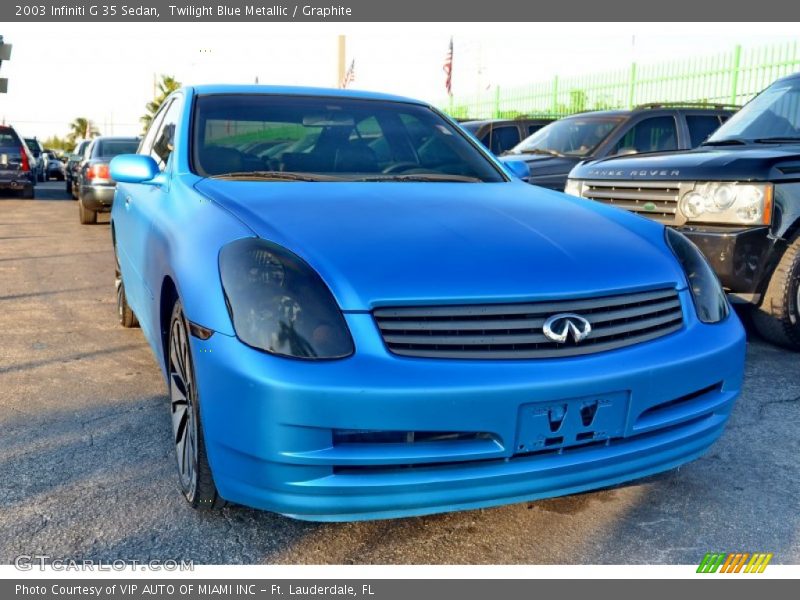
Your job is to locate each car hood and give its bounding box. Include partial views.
[194,179,684,310]
[570,145,800,182]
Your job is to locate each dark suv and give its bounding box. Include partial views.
[0,125,36,198]
[566,73,800,349]
[500,104,735,190]
[461,117,554,155]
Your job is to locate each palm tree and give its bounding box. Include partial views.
[67,118,99,145]
[141,75,181,132]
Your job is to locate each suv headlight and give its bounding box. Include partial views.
[564,179,583,197]
[665,228,728,324]
[678,182,772,225]
[219,238,354,359]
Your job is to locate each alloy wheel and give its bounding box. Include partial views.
[169,313,199,500]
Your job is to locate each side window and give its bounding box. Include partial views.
[686,115,724,147]
[139,102,169,157]
[148,98,182,171]
[611,116,678,155]
[485,126,520,154]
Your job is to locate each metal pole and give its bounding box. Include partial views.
[730,44,742,105]
[337,35,346,88]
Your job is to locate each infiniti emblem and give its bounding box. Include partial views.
[542,313,592,343]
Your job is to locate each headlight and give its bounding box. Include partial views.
[564,179,583,197]
[678,182,772,225]
[665,228,728,324]
[219,238,354,359]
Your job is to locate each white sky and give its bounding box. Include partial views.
[1,22,798,140]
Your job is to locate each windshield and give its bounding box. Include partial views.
[191,94,505,182]
[95,139,140,157]
[707,78,800,143]
[24,139,41,156]
[508,116,622,157]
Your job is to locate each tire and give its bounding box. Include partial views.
[78,197,97,224]
[168,300,226,510]
[114,251,139,328]
[21,186,34,199]
[752,235,800,350]
[65,179,72,195]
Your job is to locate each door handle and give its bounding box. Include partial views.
[124,195,132,208]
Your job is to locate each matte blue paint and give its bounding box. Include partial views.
[503,159,531,180]
[112,84,746,521]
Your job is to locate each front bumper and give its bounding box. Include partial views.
[79,184,116,211]
[679,225,773,300]
[190,288,745,521]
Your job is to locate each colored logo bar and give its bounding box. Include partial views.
[697,552,773,573]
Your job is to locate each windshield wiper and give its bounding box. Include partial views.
[358,173,482,183]
[701,138,747,146]
[515,148,567,158]
[209,171,343,182]
[754,137,800,144]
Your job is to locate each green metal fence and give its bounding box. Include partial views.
[444,41,800,120]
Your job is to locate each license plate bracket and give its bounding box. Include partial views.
[516,391,630,453]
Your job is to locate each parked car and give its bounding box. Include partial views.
[66,140,90,197]
[499,104,736,191]
[461,117,554,155]
[43,151,66,180]
[109,85,745,521]
[76,136,140,223]
[0,125,36,198]
[566,73,800,350]
[23,137,46,183]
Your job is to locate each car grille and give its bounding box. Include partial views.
[581,180,688,225]
[374,288,684,359]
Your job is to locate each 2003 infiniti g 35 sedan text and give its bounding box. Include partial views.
[109,85,745,521]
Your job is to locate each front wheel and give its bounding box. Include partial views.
[115,252,138,328]
[752,235,800,349]
[168,301,226,510]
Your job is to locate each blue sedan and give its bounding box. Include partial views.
[110,85,745,521]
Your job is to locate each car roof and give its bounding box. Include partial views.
[774,71,800,84]
[187,84,428,106]
[90,136,140,142]
[462,117,552,127]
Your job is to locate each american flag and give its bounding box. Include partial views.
[341,59,355,89]
[443,37,453,96]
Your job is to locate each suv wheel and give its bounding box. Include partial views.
[21,186,34,199]
[168,300,226,510]
[65,180,72,195]
[78,198,97,224]
[752,235,800,350]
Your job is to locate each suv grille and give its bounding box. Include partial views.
[581,180,687,225]
[374,288,684,360]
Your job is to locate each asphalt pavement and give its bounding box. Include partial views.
[0,182,798,565]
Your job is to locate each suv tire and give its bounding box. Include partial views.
[752,235,800,350]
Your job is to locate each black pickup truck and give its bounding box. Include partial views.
[566,72,800,349]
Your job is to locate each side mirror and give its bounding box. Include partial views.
[110,154,159,184]
[503,159,530,180]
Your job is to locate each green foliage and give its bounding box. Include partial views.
[141,75,181,133]
[67,118,100,145]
